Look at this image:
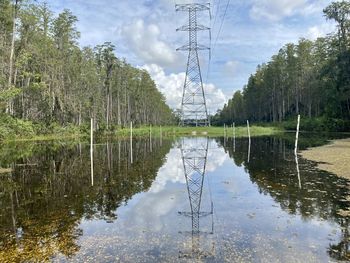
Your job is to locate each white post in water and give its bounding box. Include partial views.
[295,115,301,189]
[90,118,94,186]
[295,115,300,155]
[247,120,251,139]
[295,151,301,189]
[160,125,162,146]
[223,124,227,147]
[149,125,152,153]
[247,120,251,163]
[130,121,133,164]
[233,122,236,152]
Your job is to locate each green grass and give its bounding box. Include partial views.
[10,125,280,142]
[13,133,83,142]
[112,125,281,138]
[0,113,281,142]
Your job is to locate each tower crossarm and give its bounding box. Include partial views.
[175,3,210,12]
[176,44,210,51]
[176,25,210,32]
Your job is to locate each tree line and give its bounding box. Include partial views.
[214,1,350,129]
[0,1,175,130]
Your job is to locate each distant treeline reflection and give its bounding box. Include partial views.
[0,138,172,262]
[218,136,350,261]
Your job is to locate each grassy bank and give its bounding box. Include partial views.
[0,114,281,142]
[110,125,281,138]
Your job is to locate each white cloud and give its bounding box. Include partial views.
[141,63,184,108]
[207,146,228,172]
[48,0,336,100]
[204,83,228,114]
[118,138,229,232]
[306,23,335,40]
[149,138,228,194]
[121,19,180,68]
[299,1,333,16]
[148,148,185,194]
[224,60,240,76]
[142,64,227,113]
[250,0,313,21]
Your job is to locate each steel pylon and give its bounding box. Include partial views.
[178,138,214,259]
[176,3,211,126]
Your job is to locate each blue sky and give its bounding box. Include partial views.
[46,0,335,112]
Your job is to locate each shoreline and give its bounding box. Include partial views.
[301,138,350,180]
[2,126,281,143]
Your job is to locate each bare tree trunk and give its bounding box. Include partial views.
[10,191,18,243]
[8,0,18,88]
[308,102,312,118]
[7,0,19,115]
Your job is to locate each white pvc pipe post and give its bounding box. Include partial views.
[295,115,301,189]
[90,118,94,186]
[233,122,236,152]
[294,115,300,155]
[130,121,133,164]
[247,120,251,163]
[160,125,162,146]
[149,124,152,153]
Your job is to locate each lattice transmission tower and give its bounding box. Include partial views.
[178,138,214,259]
[176,3,211,126]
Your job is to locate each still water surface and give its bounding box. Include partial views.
[0,135,349,262]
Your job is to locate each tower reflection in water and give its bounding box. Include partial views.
[178,137,215,259]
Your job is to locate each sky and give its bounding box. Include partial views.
[46,0,336,113]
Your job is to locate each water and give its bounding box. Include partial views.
[0,135,349,262]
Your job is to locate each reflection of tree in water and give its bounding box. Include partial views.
[0,138,172,262]
[218,136,350,261]
[179,137,214,260]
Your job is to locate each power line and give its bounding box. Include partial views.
[212,0,222,30]
[206,0,231,83]
[213,0,231,57]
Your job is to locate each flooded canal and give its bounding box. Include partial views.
[0,135,349,262]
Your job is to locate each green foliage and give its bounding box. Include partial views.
[0,1,175,131]
[215,1,350,131]
[279,117,350,132]
[0,114,35,141]
[0,87,22,101]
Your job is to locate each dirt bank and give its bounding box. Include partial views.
[301,139,350,180]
